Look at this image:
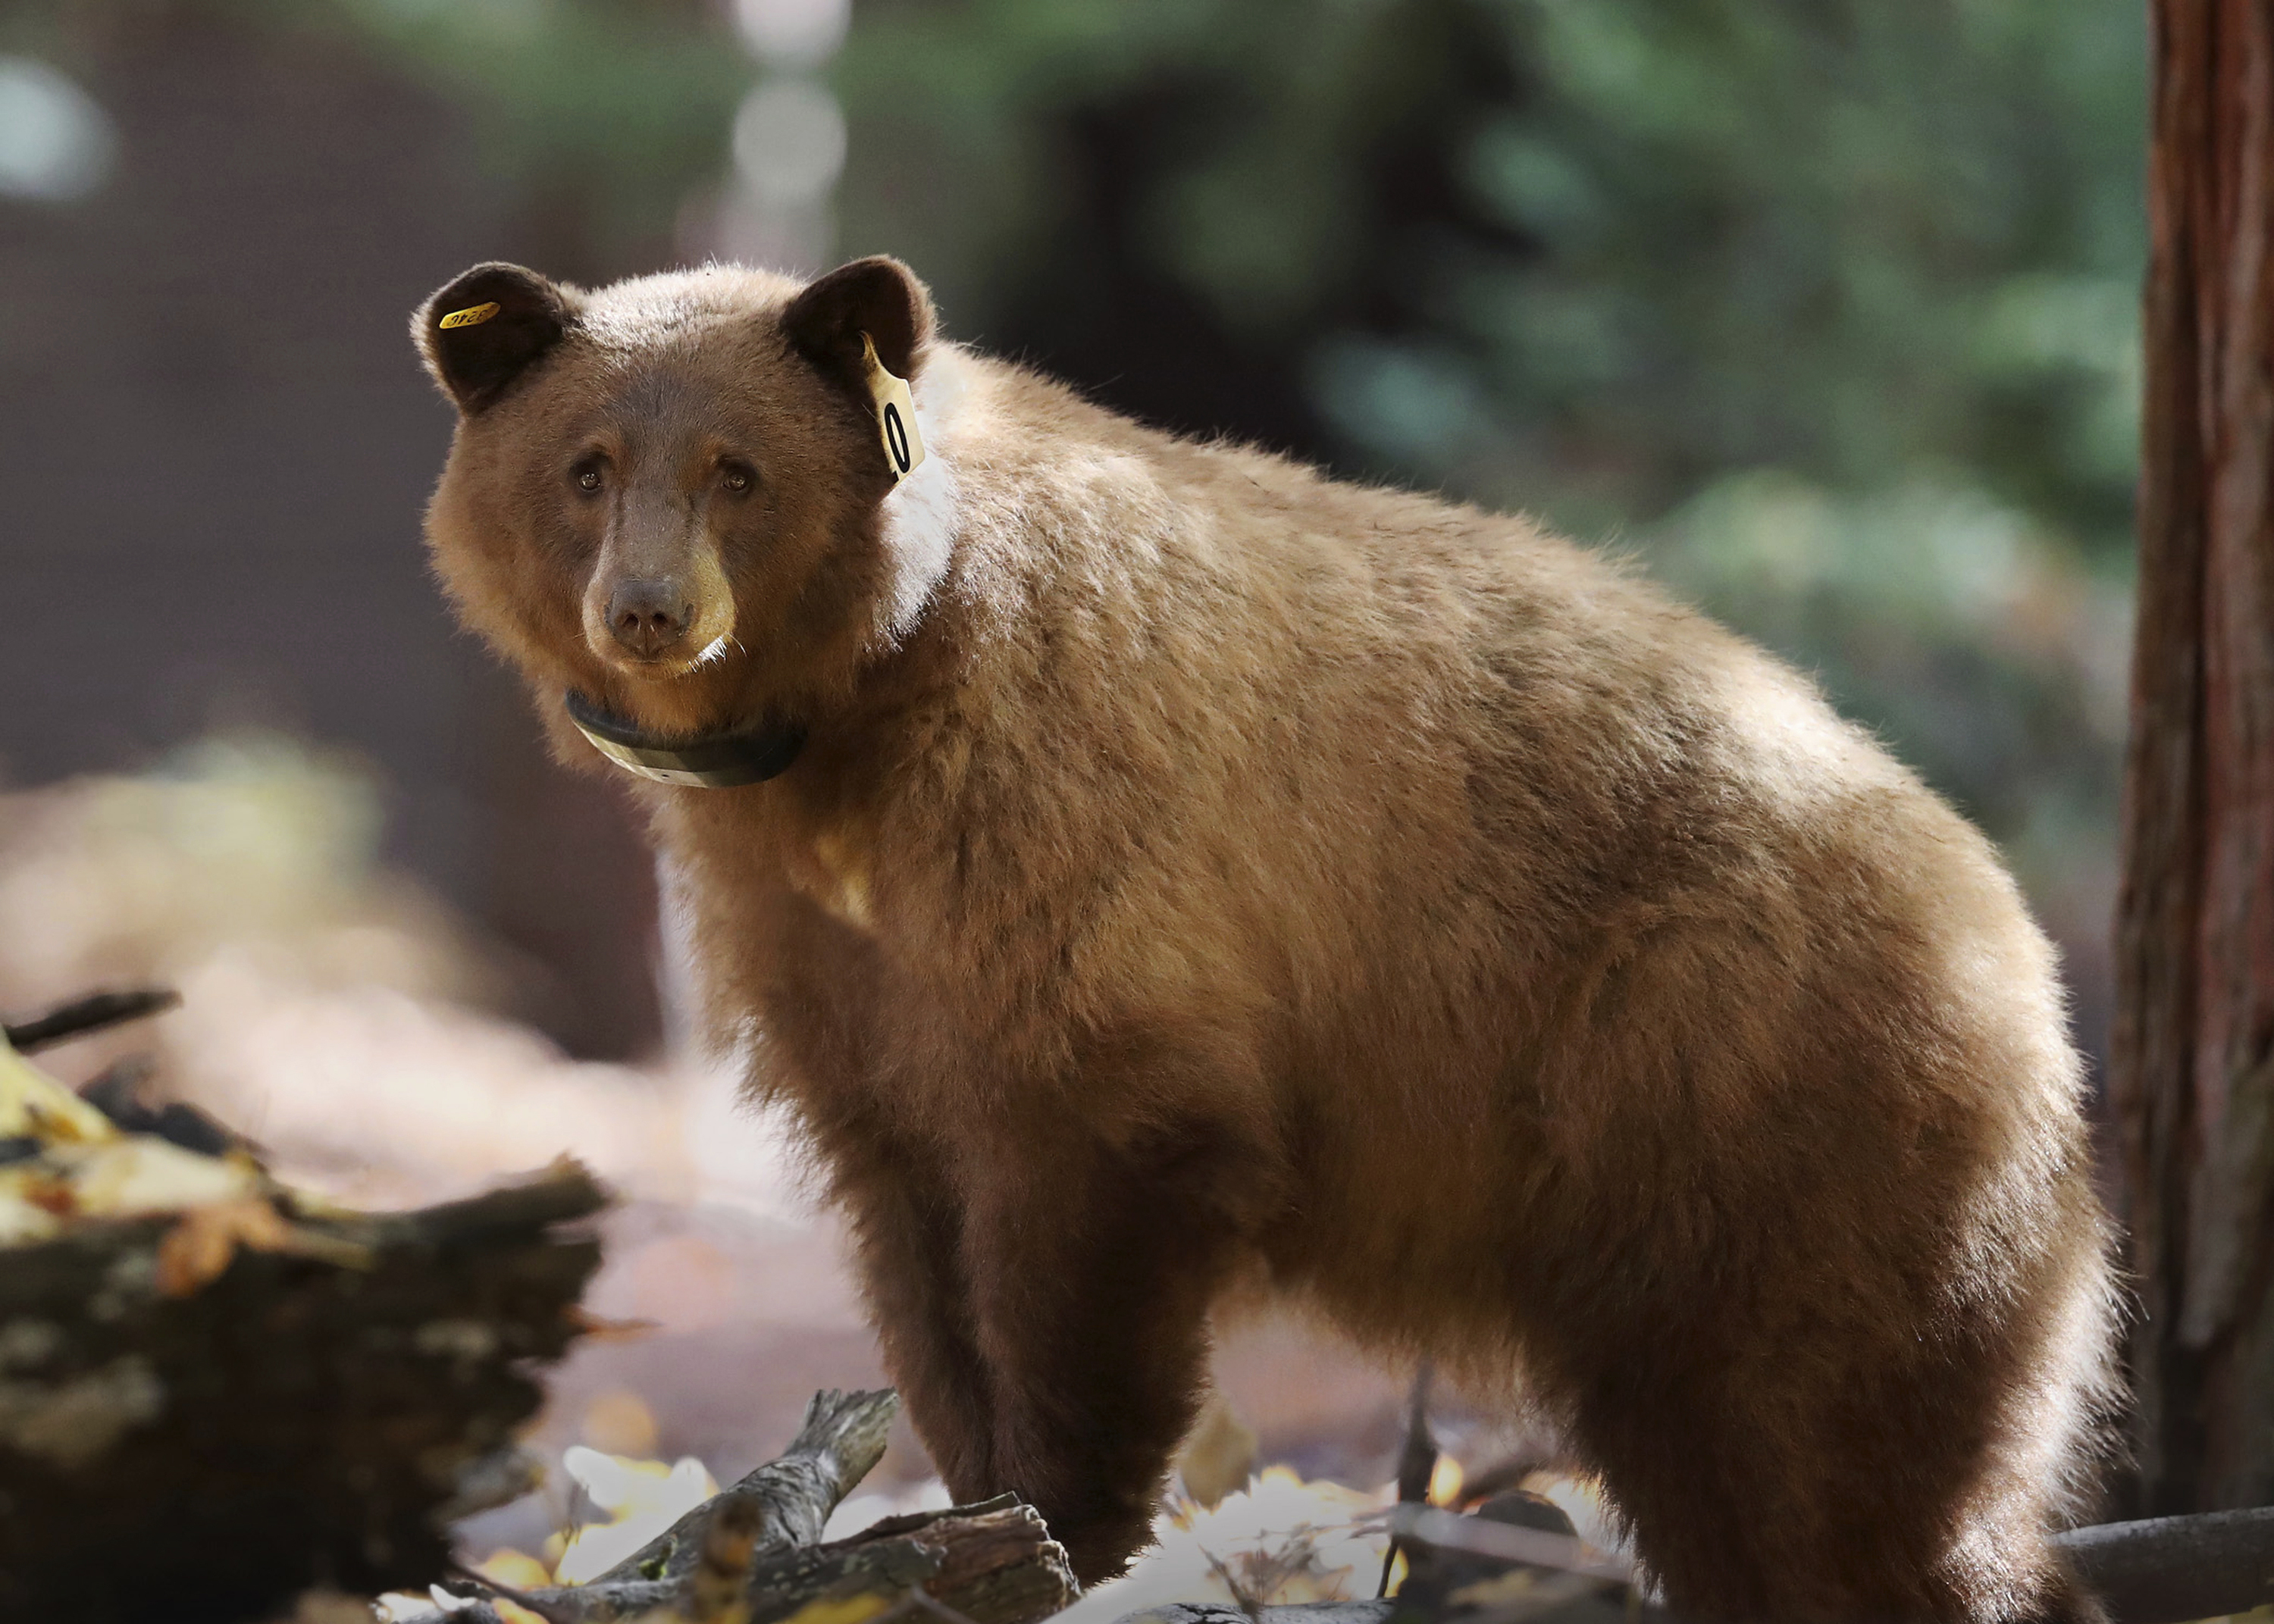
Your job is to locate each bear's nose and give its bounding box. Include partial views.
[608,579,694,659]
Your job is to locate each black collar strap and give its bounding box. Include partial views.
[564,690,807,788]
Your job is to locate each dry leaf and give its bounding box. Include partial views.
[769,1591,895,1624]
[157,1197,296,1295]
[0,1036,117,1145]
[471,1550,553,1591]
[1179,1394,1259,1510]
[68,1136,258,1218]
[564,1305,661,1344]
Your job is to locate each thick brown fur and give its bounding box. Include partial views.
[413,258,2119,1621]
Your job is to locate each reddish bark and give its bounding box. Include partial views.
[2113,0,2274,1515]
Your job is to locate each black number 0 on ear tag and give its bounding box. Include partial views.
[860,332,926,481]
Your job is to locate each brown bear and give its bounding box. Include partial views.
[412,256,2117,1622]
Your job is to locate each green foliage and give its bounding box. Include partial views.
[838,0,2141,527]
[10,0,2146,947]
[293,0,749,259]
[832,0,2144,912]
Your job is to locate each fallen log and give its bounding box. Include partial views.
[2056,1504,2274,1624]
[461,1494,1072,1624]
[592,1385,903,1586]
[0,1156,606,1623]
[425,1394,1077,1624]
[744,1494,1076,1624]
[1132,1500,2274,1624]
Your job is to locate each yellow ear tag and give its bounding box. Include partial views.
[439,301,503,330]
[860,331,926,482]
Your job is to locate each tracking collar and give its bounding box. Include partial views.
[565,690,807,789]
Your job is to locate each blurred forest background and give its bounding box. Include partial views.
[0,0,2144,1065]
[0,0,2145,1572]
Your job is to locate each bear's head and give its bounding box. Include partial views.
[412,256,943,772]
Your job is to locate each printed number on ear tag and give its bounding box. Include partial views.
[860,331,926,482]
[439,301,503,330]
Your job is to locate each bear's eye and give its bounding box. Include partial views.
[719,460,756,495]
[572,456,606,494]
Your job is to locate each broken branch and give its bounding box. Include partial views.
[3,987,180,1053]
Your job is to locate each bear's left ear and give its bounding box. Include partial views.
[782,256,935,390]
[413,262,578,414]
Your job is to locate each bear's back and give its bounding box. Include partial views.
[838,355,2052,1142]
[913,349,1938,985]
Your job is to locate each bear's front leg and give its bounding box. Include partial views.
[824,1119,1003,1498]
[957,1116,1258,1585]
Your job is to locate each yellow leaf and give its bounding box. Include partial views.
[475,1548,555,1591]
[72,1137,258,1220]
[1178,1395,1259,1510]
[152,1194,371,1295]
[155,1197,293,1295]
[0,1034,117,1145]
[1428,1454,1464,1507]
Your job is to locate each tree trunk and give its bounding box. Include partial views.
[2113,0,2274,1516]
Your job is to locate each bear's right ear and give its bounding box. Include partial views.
[782,257,935,390]
[413,262,577,414]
